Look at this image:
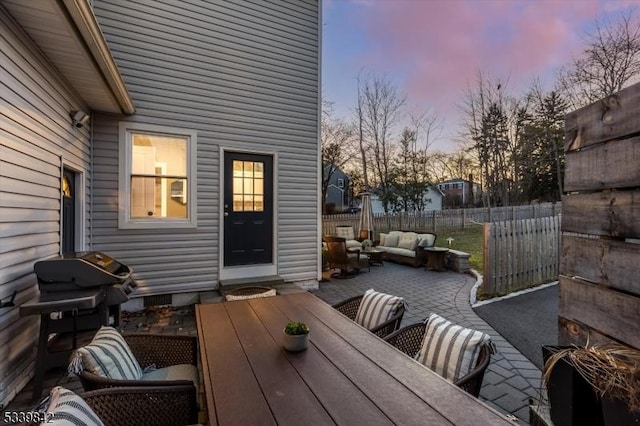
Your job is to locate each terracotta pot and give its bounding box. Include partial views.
[282,330,309,352]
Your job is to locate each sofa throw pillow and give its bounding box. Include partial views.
[43,386,104,426]
[379,233,388,246]
[354,289,404,330]
[384,234,400,248]
[398,238,417,250]
[417,233,436,248]
[69,326,142,381]
[415,314,491,383]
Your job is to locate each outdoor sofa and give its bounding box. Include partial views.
[375,231,436,267]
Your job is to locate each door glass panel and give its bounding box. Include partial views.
[231,160,265,212]
[62,175,72,198]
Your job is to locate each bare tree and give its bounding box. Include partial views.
[557,11,640,109]
[322,99,355,213]
[358,73,406,211]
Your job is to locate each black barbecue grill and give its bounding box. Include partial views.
[20,251,137,400]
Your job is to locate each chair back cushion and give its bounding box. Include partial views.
[415,314,490,382]
[335,226,355,240]
[70,326,143,380]
[354,289,404,330]
[44,386,104,426]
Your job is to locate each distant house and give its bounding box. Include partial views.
[370,187,443,214]
[437,178,481,207]
[0,0,319,407]
[323,165,350,212]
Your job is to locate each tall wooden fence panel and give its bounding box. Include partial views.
[559,84,640,350]
[322,202,560,236]
[481,216,560,298]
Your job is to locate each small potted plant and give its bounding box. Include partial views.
[283,321,310,352]
[543,344,640,425]
[362,239,373,250]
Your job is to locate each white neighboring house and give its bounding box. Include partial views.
[370,187,443,214]
[0,0,320,407]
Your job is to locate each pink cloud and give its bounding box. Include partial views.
[357,1,604,115]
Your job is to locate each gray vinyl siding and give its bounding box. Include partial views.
[0,8,92,406]
[91,0,319,294]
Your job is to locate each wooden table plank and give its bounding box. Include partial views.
[287,293,513,426]
[248,297,396,426]
[266,294,454,426]
[196,304,275,426]
[224,300,336,426]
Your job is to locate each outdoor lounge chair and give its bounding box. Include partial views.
[70,328,198,396]
[332,290,405,338]
[383,321,492,397]
[324,236,369,278]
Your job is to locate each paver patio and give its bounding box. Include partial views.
[3,263,544,425]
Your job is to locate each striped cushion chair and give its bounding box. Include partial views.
[38,386,104,426]
[34,385,198,426]
[69,327,199,398]
[333,289,405,338]
[384,314,492,397]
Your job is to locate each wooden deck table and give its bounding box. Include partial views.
[196,292,512,426]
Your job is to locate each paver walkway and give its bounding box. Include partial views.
[313,262,544,424]
[5,263,544,424]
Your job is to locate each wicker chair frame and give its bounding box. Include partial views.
[78,334,198,392]
[82,386,198,426]
[383,322,491,397]
[324,236,363,279]
[332,294,405,338]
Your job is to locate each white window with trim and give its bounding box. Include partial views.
[118,122,197,229]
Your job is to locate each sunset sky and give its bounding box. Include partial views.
[322,0,639,151]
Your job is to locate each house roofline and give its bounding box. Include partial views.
[62,0,135,114]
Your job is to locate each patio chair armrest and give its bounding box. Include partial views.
[79,371,195,392]
[383,322,427,357]
[83,385,198,426]
[370,304,405,338]
[331,295,363,321]
[453,343,492,397]
[124,334,197,368]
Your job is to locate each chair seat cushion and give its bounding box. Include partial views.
[345,239,362,249]
[69,326,142,380]
[142,363,199,388]
[354,289,404,330]
[415,314,491,382]
[43,386,104,426]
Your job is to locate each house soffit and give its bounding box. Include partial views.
[3,0,134,114]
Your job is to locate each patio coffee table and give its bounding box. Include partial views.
[362,248,385,266]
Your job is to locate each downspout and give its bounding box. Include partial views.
[316,0,323,282]
[89,111,94,249]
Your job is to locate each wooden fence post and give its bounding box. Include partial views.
[483,222,492,297]
[432,210,437,232]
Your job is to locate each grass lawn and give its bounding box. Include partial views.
[435,225,484,272]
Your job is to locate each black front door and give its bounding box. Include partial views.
[62,169,76,253]
[224,152,273,266]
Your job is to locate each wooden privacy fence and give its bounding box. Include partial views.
[559,83,640,350]
[481,215,560,298]
[323,202,560,236]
